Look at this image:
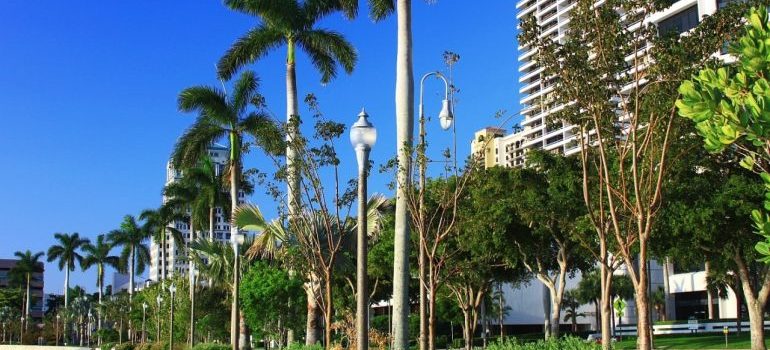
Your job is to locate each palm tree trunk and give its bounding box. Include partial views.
[98,266,103,346]
[229,131,241,350]
[392,1,414,350]
[64,266,70,344]
[209,206,215,287]
[25,274,30,321]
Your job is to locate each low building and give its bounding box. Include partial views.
[0,259,45,319]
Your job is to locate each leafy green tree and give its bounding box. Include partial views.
[520,1,751,348]
[8,250,44,327]
[81,234,119,340]
[240,261,305,345]
[508,151,591,339]
[47,233,88,311]
[676,7,770,262]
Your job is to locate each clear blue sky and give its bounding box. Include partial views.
[0,1,521,294]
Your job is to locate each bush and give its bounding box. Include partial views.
[114,342,135,350]
[286,343,324,350]
[192,343,231,350]
[101,342,117,350]
[487,337,600,350]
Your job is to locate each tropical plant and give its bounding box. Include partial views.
[562,291,584,333]
[174,69,279,350]
[108,215,151,302]
[81,234,120,340]
[139,205,183,281]
[8,250,44,329]
[676,6,770,264]
[47,233,88,309]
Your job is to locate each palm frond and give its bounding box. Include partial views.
[233,204,267,232]
[368,0,394,21]
[217,26,286,81]
[230,70,260,114]
[178,86,231,123]
[240,111,285,156]
[297,29,358,83]
[172,117,229,169]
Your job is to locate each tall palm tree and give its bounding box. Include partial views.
[174,70,279,350]
[184,156,229,245]
[108,215,151,301]
[139,206,184,281]
[47,233,88,310]
[9,250,44,328]
[81,234,120,340]
[217,0,357,222]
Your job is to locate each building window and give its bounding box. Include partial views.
[658,5,699,35]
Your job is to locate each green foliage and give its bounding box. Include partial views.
[487,337,600,350]
[240,261,305,339]
[114,342,135,350]
[677,6,770,261]
[101,342,117,350]
[286,343,324,350]
[192,343,231,350]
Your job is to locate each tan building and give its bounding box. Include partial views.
[471,127,505,168]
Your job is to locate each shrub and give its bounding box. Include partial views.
[286,343,324,350]
[192,343,231,350]
[114,342,135,350]
[101,342,117,350]
[487,337,600,350]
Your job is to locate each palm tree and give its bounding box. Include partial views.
[9,250,44,330]
[217,0,357,221]
[174,70,279,350]
[184,156,230,245]
[47,233,88,310]
[139,206,184,281]
[108,215,151,301]
[81,234,119,340]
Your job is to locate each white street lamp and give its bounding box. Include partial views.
[156,295,163,342]
[142,302,148,343]
[168,284,176,350]
[350,108,376,350]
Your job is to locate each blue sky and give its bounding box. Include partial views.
[0,1,521,294]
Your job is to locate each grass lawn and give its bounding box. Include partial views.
[615,333,765,349]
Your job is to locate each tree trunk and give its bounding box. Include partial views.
[498,283,505,338]
[209,206,215,287]
[25,274,30,320]
[392,1,414,350]
[305,287,320,346]
[230,131,241,350]
[663,257,673,321]
[747,302,766,350]
[428,280,437,350]
[600,262,613,350]
[239,312,251,350]
[129,246,135,343]
[324,275,334,350]
[542,284,551,339]
[705,261,715,320]
[635,288,652,350]
[98,267,103,346]
[462,308,472,350]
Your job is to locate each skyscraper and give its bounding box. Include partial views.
[475,0,725,168]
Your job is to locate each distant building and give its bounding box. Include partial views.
[0,259,44,319]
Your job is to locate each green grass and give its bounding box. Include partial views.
[615,333,764,349]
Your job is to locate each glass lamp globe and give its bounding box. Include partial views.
[350,108,377,150]
[439,99,454,130]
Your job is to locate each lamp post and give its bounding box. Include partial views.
[231,232,244,350]
[169,284,176,350]
[142,302,148,343]
[56,314,60,346]
[156,295,163,342]
[416,71,454,350]
[19,316,24,345]
[350,108,377,350]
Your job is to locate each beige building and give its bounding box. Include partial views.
[471,127,505,168]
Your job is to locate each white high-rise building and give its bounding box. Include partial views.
[478,0,728,169]
[149,144,241,282]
